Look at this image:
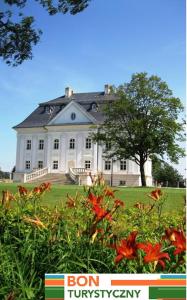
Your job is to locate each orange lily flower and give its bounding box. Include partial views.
[164,228,186,255]
[23,215,46,228]
[66,194,76,208]
[111,231,138,263]
[137,242,170,268]
[104,187,116,198]
[148,189,162,201]
[88,193,103,206]
[18,186,28,196]
[114,199,124,207]
[33,186,42,194]
[92,204,112,222]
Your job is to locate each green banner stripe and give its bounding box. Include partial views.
[45,288,64,298]
[149,286,186,299]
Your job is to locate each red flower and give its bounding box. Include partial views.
[104,187,116,198]
[66,194,76,208]
[134,202,145,210]
[114,199,124,207]
[92,204,112,222]
[40,182,51,192]
[111,231,138,263]
[18,186,28,196]
[137,242,170,269]
[148,189,162,201]
[164,229,186,255]
[33,187,42,194]
[88,193,103,206]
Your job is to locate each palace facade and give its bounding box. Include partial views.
[13,85,152,186]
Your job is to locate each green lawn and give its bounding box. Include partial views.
[0,182,185,213]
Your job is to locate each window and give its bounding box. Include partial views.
[85,160,91,169]
[105,160,111,170]
[91,103,98,112]
[119,180,126,186]
[54,139,59,150]
[38,161,43,169]
[85,138,91,149]
[120,160,127,170]
[69,138,75,149]
[39,139,44,150]
[105,141,111,151]
[26,140,31,150]
[71,112,76,120]
[25,160,31,169]
[53,161,58,169]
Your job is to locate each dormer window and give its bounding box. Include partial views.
[91,102,98,112]
[71,112,76,120]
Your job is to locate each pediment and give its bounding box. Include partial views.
[48,101,97,125]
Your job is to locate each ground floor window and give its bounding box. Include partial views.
[53,160,58,169]
[119,180,126,186]
[105,160,111,170]
[85,160,91,169]
[25,160,31,170]
[120,159,127,170]
[38,161,43,169]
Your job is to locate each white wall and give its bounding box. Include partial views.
[15,127,152,185]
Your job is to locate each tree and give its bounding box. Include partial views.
[92,73,184,186]
[0,0,91,66]
[152,156,184,187]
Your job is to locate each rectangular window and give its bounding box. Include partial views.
[53,160,58,169]
[119,180,126,186]
[39,139,44,150]
[25,160,31,169]
[120,160,127,170]
[86,138,91,149]
[105,141,111,151]
[54,139,59,150]
[105,160,111,170]
[26,140,31,150]
[69,138,75,149]
[85,160,91,169]
[38,161,43,169]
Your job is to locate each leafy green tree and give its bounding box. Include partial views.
[92,73,184,186]
[0,0,91,66]
[152,156,184,187]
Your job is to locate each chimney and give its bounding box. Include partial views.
[104,84,110,95]
[65,87,73,97]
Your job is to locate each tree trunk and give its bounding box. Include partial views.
[140,159,146,187]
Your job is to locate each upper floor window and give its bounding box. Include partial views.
[85,138,92,149]
[105,141,111,151]
[25,160,31,170]
[39,139,44,150]
[120,159,127,170]
[54,139,59,150]
[53,160,58,169]
[85,160,91,169]
[38,161,43,169]
[69,138,75,149]
[105,160,111,170]
[26,140,31,150]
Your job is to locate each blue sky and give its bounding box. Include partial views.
[0,0,185,174]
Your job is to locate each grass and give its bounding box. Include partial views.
[0,182,185,213]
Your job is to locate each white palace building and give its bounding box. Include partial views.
[13,85,152,186]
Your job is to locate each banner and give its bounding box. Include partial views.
[45,274,186,300]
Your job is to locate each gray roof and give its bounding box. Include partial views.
[13,91,118,129]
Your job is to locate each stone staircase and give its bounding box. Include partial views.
[28,173,76,185]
